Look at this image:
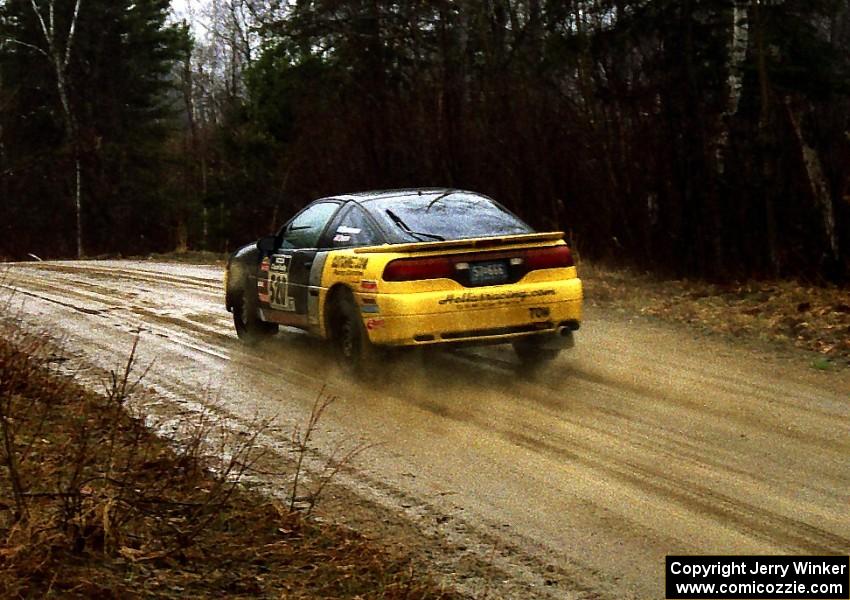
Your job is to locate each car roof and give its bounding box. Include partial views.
[318,188,489,205]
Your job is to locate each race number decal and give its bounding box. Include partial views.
[268,255,296,311]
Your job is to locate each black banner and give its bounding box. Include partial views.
[666,556,849,599]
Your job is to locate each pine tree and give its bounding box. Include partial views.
[0,0,188,257]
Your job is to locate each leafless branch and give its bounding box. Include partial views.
[64,0,82,70]
[2,38,49,58]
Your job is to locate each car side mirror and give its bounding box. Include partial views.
[257,235,276,253]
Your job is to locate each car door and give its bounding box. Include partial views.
[260,201,340,327]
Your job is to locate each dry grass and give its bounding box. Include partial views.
[0,315,459,598]
[582,261,850,368]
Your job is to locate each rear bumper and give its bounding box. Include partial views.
[360,278,582,347]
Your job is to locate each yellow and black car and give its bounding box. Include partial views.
[225,189,582,371]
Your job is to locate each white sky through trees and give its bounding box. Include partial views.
[170,0,192,18]
[169,0,207,31]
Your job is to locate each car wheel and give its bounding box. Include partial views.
[330,290,377,375]
[513,338,560,366]
[233,285,278,344]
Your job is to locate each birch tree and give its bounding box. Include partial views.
[27,0,84,258]
[716,0,749,175]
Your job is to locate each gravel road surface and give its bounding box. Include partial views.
[3,261,848,599]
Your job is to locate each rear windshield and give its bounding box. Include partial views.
[363,191,532,243]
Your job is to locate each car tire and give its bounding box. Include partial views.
[513,338,560,366]
[233,284,278,344]
[329,290,378,376]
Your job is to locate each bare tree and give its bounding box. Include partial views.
[716,0,749,175]
[27,0,84,258]
[784,96,840,263]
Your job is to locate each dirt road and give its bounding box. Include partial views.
[3,261,849,599]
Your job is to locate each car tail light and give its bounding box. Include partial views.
[523,245,574,270]
[382,245,572,283]
[383,257,455,281]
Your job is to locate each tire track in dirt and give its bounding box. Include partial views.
[3,260,849,599]
[4,262,594,599]
[387,354,850,555]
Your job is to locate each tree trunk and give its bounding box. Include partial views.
[31,0,84,258]
[752,0,779,275]
[784,97,840,261]
[55,66,83,258]
[716,1,749,174]
[74,157,82,258]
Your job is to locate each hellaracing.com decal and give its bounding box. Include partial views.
[438,289,556,305]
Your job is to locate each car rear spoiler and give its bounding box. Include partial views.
[353,231,565,254]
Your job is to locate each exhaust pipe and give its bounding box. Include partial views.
[558,320,580,334]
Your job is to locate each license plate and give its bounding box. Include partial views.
[469,261,508,286]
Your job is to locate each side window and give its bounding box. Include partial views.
[327,205,383,248]
[280,202,338,249]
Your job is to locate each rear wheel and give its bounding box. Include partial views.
[233,285,278,344]
[329,290,378,376]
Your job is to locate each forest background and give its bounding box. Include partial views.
[1,0,849,282]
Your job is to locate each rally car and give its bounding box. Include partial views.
[225,189,582,372]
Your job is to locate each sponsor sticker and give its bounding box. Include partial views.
[332,255,368,270]
[438,289,556,307]
[257,276,269,303]
[366,318,384,330]
[332,255,369,277]
[529,306,550,319]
